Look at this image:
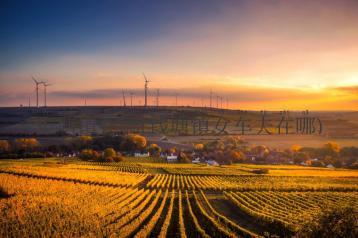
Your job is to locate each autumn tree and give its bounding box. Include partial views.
[79,149,99,161]
[194,143,204,151]
[147,143,161,157]
[293,151,310,164]
[0,140,10,153]
[121,134,147,152]
[227,150,247,163]
[80,135,93,148]
[103,148,116,159]
[291,144,302,153]
[205,140,225,151]
[178,151,190,163]
[15,138,39,152]
[168,147,177,154]
[223,136,245,149]
[251,145,270,158]
[322,142,340,158]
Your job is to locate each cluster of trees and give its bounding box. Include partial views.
[0,138,45,159]
[290,142,358,168]
[0,133,175,162]
[79,148,124,162]
[65,134,148,162]
[0,133,189,163]
[38,134,148,155]
[192,137,357,168]
[193,136,247,164]
[1,134,357,167]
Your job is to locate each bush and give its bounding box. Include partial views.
[103,148,116,158]
[113,156,124,162]
[178,152,191,163]
[147,143,161,157]
[252,168,269,174]
[0,153,18,159]
[105,156,114,162]
[0,187,12,198]
[297,205,358,238]
[311,160,325,167]
[79,149,99,161]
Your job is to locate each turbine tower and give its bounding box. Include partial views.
[32,76,43,108]
[143,73,150,107]
[122,90,126,107]
[130,92,134,107]
[156,89,160,107]
[43,82,51,107]
[209,89,213,108]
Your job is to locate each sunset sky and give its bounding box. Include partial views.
[0,0,357,110]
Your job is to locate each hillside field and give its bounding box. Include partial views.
[0,107,357,149]
[0,158,357,237]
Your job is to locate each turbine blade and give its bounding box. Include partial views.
[32,76,38,83]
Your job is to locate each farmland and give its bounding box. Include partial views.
[0,158,357,237]
[0,107,357,149]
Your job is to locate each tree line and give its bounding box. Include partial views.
[0,134,357,168]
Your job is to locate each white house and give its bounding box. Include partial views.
[206,159,219,166]
[326,164,335,169]
[134,152,150,157]
[192,157,201,163]
[167,155,178,162]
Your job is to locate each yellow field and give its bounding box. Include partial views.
[0,158,357,237]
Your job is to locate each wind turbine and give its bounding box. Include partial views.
[32,76,43,108]
[143,73,150,107]
[130,92,134,107]
[43,82,52,107]
[156,89,160,107]
[209,89,213,108]
[122,90,126,107]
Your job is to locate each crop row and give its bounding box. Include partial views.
[1,173,261,237]
[0,166,148,187]
[224,190,358,234]
[145,173,358,191]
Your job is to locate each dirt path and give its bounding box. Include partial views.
[207,194,269,236]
